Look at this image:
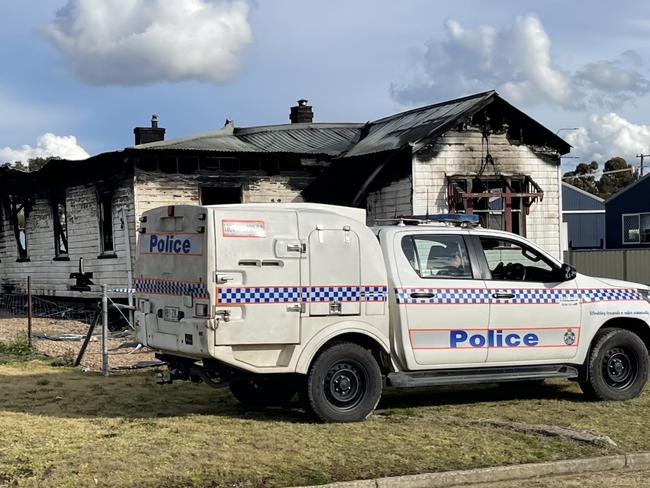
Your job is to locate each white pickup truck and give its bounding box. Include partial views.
[134,203,650,422]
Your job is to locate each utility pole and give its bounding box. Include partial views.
[636,154,649,177]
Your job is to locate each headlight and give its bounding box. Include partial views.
[638,289,650,304]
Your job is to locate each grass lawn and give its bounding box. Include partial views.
[0,358,648,488]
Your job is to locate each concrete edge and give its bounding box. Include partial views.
[293,452,650,488]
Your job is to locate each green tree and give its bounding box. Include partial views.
[563,160,599,195]
[597,157,637,199]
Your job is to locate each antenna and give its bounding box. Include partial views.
[426,187,431,219]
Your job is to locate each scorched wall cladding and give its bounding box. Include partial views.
[367,128,562,258]
[0,180,137,297]
[415,129,561,258]
[366,177,413,223]
[133,169,313,216]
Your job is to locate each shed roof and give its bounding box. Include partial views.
[605,172,650,204]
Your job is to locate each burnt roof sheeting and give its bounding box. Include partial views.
[342,92,496,158]
[341,90,571,158]
[132,122,363,156]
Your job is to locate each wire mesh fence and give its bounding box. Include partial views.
[0,294,97,323]
[0,292,159,373]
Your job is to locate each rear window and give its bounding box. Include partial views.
[401,234,472,279]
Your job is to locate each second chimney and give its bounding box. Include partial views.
[289,99,313,124]
[134,114,166,145]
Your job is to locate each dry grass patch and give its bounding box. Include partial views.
[0,360,649,487]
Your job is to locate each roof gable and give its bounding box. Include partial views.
[341,91,571,158]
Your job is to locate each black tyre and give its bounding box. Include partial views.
[305,342,382,423]
[229,376,297,407]
[579,329,649,401]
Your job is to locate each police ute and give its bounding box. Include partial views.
[134,204,650,423]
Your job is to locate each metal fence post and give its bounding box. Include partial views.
[101,284,109,377]
[27,276,32,347]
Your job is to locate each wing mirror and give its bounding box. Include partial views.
[560,263,577,282]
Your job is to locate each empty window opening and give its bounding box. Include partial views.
[136,154,158,171]
[98,190,115,255]
[52,194,69,258]
[10,197,29,261]
[200,186,242,205]
[218,157,239,173]
[178,156,199,174]
[159,156,177,174]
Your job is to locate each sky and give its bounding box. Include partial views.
[3,0,650,173]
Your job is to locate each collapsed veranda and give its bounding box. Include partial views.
[0,91,570,298]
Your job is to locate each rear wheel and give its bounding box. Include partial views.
[229,377,297,407]
[304,342,382,423]
[579,329,648,401]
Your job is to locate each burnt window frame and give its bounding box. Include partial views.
[52,191,70,260]
[447,175,544,237]
[9,196,30,262]
[97,188,116,259]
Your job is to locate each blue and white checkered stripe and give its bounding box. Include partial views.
[363,286,390,302]
[491,288,582,304]
[396,288,491,304]
[217,285,388,304]
[134,278,209,298]
[218,286,304,304]
[580,289,642,302]
[396,288,643,305]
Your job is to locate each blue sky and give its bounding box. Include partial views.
[3,0,650,171]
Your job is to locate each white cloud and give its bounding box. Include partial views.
[391,15,650,111]
[0,133,89,164]
[392,14,572,107]
[566,113,650,164]
[42,0,253,86]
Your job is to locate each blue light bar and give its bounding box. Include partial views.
[408,214,480,225]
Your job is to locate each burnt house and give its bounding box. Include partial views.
[0,91,570,298]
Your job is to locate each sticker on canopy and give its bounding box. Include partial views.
[222,220,266,238]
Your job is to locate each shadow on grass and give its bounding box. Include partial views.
[0,364,588,422]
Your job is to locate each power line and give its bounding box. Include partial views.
[636,154,649,177]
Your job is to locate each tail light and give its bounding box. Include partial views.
[195,303,209,317]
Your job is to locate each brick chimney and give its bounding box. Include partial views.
[289,99,313,124]
[134,114,166,145]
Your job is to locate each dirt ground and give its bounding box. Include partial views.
[0,317,156,372]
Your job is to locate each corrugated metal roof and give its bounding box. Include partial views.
[129,91,569,159]
[131,122,363,156]
[341,91,495,158]
[236,124,361,155]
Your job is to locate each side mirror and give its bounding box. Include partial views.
[560,263,577,282]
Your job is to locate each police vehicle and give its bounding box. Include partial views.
[134,204,650,422]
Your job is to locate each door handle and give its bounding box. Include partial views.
[492,293,515,299]
[410,292,436,299]
[215,274,234,284]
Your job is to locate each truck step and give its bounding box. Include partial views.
[387,364,579,388]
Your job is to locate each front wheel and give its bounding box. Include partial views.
[579,329,648,401]
[304,342,382,423]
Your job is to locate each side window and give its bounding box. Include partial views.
[10,197,29,261]
[52,193,69,259]
[401,235,472,279]
[479,237,557,282]
[98,190,115,256]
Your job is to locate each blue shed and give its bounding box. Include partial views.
[605,174,650,248]
[562,182,605,249]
